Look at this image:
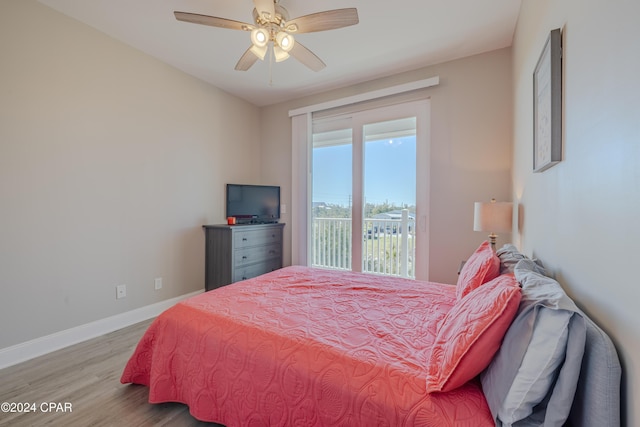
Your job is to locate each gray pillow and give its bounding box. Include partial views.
[496,244,547,275]
[481,259,586,426]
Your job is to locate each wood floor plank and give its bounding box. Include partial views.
[0,319,221,426]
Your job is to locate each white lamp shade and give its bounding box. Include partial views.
[474,201,513,233]
[273,45,290,62]
[250,43,267,60]
[251,28,269,48]
[276,31,294,52]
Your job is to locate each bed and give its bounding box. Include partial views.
[121,242,621,426]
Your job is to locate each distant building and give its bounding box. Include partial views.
[368,210,415,235]
[371,210,415,220]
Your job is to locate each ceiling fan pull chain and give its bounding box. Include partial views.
[269,44,274,86]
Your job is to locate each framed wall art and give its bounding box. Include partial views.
[533,28,562,172]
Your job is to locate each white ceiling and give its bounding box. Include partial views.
[38,0,522,107]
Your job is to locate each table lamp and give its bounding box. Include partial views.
[473,198,513,250]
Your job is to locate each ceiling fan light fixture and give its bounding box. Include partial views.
[250,27,269,48]
[273,45,290,62]
[174,5,359,73]
[276,31,294,52]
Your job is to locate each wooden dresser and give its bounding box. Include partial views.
[203,223,285,291]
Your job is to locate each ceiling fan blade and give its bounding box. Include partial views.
[174,11,253,31]
[285,8,359,34]
[235,47,260,71]
[290,41,326,72]
[253,0,276,21]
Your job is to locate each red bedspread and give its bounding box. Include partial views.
[121,266,493,426]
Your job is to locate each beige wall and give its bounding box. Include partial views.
[0,1,261,349]
[261,48,513,284]
[513,0,640,423]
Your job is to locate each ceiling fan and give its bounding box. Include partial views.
[174,0,359,72]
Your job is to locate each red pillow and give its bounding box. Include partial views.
[425,274,521,393]
[456,240,500,300]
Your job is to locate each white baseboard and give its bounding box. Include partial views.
[0,290,202,370]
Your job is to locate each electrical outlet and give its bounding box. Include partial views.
[154,277,162,290]
[116,284,126,299]
[281,204,287,214]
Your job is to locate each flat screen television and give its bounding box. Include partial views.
[226,184,280,224]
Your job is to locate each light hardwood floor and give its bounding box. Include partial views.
[0,319,222,426]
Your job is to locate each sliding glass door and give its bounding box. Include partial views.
[311,100,429,279]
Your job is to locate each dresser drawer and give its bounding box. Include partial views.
[234,227,282,248]
[233,258,282,282]
[234,243,281,267]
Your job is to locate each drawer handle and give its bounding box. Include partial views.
[242,276,247,280]
[242,237,248,241]
[242,256,248,259]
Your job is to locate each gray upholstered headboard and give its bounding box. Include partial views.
[482,246,622,426]
[568,315,622,427]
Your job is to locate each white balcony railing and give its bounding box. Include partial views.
[312,209,416,278]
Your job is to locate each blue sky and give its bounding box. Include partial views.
[312,136,416,207]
